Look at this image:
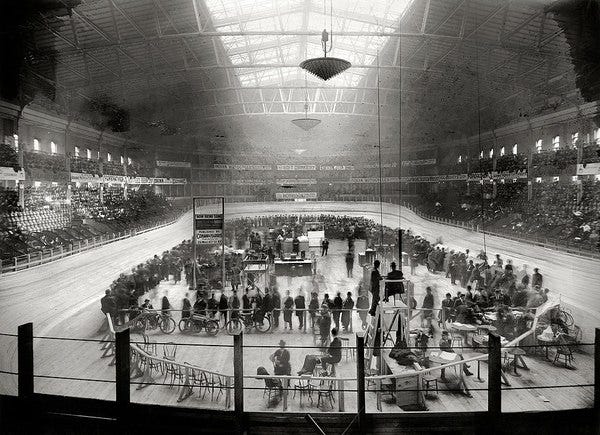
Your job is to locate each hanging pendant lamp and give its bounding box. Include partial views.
[300,32,351,81]
[292,64,321,130]
[300,0,351,81]
[292,103,321,130]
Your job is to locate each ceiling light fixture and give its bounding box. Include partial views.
[292,51,321,130]
[300,0,351,81]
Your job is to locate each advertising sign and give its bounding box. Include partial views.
[576,163,600,175]
[156,160,191,168]
[193,197,224,245]
[275,192,318,200]
[0,167,25,181]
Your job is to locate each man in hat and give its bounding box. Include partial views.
[271,340,291,376]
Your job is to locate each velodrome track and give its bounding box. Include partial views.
[1,201,599,394]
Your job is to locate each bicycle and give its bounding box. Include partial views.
[178,314,220,336]
[133,312,176,334]
[226,310,271,334]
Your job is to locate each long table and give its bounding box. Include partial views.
[381,351,425,409]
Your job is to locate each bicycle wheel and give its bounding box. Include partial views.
[178,318,191,333]
[225,318,243,335]
[206,320,220,336]
[159,316,176,334]
[191,320,202,334]
[255,316,271,333]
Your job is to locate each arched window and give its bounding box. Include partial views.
[512,144,518,155]
[500,146,505,156]
[33,138,40,151]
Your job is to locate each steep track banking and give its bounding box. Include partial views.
[1,201,598,394]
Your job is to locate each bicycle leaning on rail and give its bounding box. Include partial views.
[225,310,271,334]
[178,313,220,336]
[133,311,176,334]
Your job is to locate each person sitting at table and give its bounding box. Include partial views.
[455,302,476,324]
[439,330,473,380]
[297,328,341,375]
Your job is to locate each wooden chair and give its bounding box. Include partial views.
[263,377,282,403]
[293,377,315,405]
[163,342,177,360]
[186,364,210,399]
[553,335,575,368]
[316,377,336,409]
[422,375,438,399]
[339,337,355,362]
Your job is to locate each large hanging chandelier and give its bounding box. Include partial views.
[292,56,321,130]
[300,0,351,81]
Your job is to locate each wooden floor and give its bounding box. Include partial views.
[0,202,596,414]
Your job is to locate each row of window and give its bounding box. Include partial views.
[12,135,132,165]
[458,129,600,162]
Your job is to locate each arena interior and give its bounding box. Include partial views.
[0,0,599,434]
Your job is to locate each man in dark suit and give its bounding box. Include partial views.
[384,261,404,302]
[320,328,342,370]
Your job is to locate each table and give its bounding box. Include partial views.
[536,335,555,360]
[382,351,424,409]
[427,350,471,396]
[505,348,528,376]
[449,322,478,347]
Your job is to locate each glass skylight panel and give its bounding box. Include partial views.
[204,0,412,93]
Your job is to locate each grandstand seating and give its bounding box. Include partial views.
[23,151,67,173]
[70,157,101,175]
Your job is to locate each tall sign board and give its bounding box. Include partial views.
[192,197,225,290]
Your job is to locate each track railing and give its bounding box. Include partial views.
[402,201,600,260]
[1,208,190,274]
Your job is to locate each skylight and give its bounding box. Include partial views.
[204,0,411,88]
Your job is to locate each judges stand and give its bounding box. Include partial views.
[366,282,428,410]
[241,255,270,289]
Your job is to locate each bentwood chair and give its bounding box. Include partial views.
[316,377,336,409]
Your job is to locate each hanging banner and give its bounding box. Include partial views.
[103,175,127,184]
[467,170,528,181]
[350,177,400,184]
[277,178,317,185]
[70,172,103,183]
[400,174,468,183]
[231,179,267,185]
[0,167,25,181]
[401,159,436,166]
[275,192,318,200]
[213,164,272,170]
[319,165,355,171]
[193,197,224,245]
[276,165,317,171]
[362,162,398,169]
[156,160,191,168]
[576,163,600,175]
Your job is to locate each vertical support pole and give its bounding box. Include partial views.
[115,328,130,412]
[356,332,366,433]
[594,328,599,415]
[488,332,502,418]
[18,322,34,399]
[234,332,244,431]
[338,379,345,412]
